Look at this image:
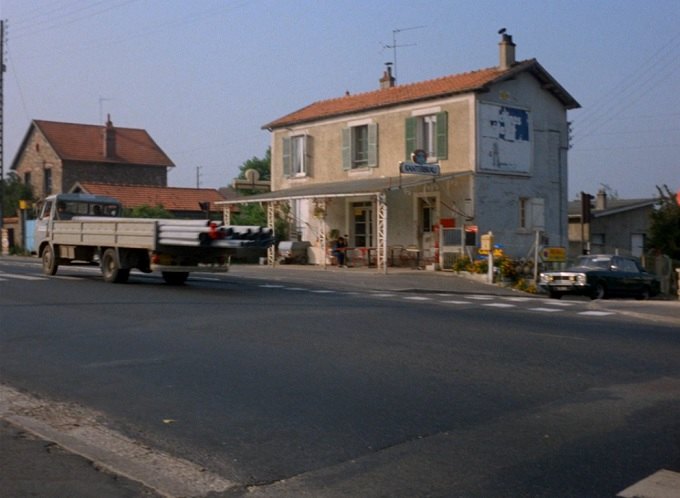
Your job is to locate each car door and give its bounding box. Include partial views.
[619,257,643,295]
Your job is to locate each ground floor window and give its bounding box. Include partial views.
[352,202,373,247]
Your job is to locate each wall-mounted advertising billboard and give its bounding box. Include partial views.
[479,103,531,174]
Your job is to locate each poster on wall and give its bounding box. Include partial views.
[479,103,531,174]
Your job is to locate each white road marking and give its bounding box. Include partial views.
[465,295,494,300]
[0,272,46,281]
[403,296,432,301]
[578,311,616,316]
[501,296,533,302]
[370,293,396,297]
[311,289,336,294]
[540,299,574,306]
[441,300,471,305]
[483,303,516,308]
[529,307,564,313]
[259,284,284,288]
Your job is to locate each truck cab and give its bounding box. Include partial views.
[36,193,122,254]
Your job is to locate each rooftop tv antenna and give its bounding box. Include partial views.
[382,25,425,80]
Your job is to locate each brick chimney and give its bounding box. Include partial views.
[380,63,396,89]
[103,114,116,158]
[498,33,516,70]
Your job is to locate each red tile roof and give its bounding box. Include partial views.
[263,59,579,129]
[33,120,174,167]
[75,182,226,212]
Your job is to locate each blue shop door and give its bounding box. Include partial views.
[24,220,36,253]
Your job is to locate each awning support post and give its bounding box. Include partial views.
[376,192,388,273]
[267,202,275,266]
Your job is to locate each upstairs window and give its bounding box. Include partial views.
[342,123,378,170]
[43,167,53,196]
[405,111,448,161]
[282,135,312,177]
[519,197,545,231]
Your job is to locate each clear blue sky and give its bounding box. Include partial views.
[2,0,678,199]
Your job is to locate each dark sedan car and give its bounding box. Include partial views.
[539,254,661,300]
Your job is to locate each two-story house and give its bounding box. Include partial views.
[568,189,657,258]
[218,34,580,270]
[11,117,174,200]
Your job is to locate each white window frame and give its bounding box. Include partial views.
[290,135,307,176]
[519,197,545,232]
[417,114,438,160]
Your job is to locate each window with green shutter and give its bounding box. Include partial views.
[342,124,378,169]
[283,135,311,177]
[405,112,448,161]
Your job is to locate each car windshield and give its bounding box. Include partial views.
[574,256,612,269]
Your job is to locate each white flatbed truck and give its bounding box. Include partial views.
[35,193,273,284]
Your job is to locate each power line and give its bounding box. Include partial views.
[572,30,680,145]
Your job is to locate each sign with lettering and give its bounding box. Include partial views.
[541,246,567,262]
[400,162,440,176]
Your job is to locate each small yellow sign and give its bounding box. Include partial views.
[480,233,494,251]
[541,246,567,262]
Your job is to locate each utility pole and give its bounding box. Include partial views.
[0,20,6,230]
[196,166,202,188]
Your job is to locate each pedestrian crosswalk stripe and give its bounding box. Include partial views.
[404,296,432,301]
[0,272,46,281]
[578,311,615,316]
[465,295,494,300]
[484,303,516,308]
[529,307,563,312]
[442,300,470,304]
[540,300,574,306]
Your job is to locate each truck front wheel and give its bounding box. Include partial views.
[101,248,130,283]
[42,245,58,276]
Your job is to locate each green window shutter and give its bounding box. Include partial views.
[342,128,351,170]
[282,137,291,177]
[436,111,448,160]
[304,135,312,177]
[405,116,417,160]
[367,123,378,167]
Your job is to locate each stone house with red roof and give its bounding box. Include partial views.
[10,117,174,201]
[218,34,580,269]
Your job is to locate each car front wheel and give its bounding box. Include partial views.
[590,282,606,300]
[636,286,651,301]
[548,289,563,299]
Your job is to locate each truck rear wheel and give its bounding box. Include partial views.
[162,271,189,285]
[101,248,130,283]
[42,245,59,276]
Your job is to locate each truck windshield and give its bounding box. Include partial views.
[57,201,120,218]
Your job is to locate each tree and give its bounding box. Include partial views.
[647,185,680,259]
[237,147,271,182]
[231,148,289,239]
[1,173,34,218]
[125,204,174,219]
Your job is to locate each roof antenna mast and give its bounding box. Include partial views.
[383,25,425,80]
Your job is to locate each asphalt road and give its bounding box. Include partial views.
[1,258,679,497]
